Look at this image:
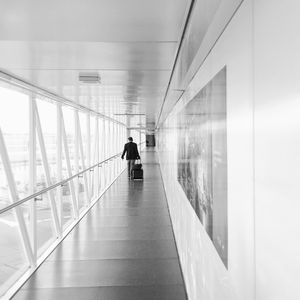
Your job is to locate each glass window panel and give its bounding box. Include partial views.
[108,121,112,157]
[98,118,104,162]
[78,175,86,212]
[0,84,31,295]
[103,119,108,160]
[90,115,97,164]
[36,191,57,257]
[90,168,96,201]
[0,209,29,297]
[0,85,29,205]
[62,106,76,176]
[35,142,47,196]
[36,98,57,186]
[78,112,87,169]
[62,181,73,230]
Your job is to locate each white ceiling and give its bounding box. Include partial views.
[0,0,191,129]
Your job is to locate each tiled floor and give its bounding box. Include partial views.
[12,150,187,300]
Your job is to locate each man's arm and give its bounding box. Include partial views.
[121,144,127,159]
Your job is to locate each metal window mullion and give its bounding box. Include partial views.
[59,107,78,218]
[112,122,115,179]
[75,111,89,206]
[121,125,124,171]
[102,119,107,188]
[118,123,120,148]
[139,115,142,154]
[114,122,117,177]
[106,120,109,185]
[107,121,110,183]
[108,121,111,183]
[91,118,98,199]
[101,117,105,190]
[118,124,121,172]
[86,113,91,197]
[106,119,109,186]
[121,126,124,172]
[122,126,124,169]
[116,124,119,173]
[29,94,37,263]
[56,103,63,233]
[121,125,123,170]
[115,124,117,174]
[89,120,94,199]
[124,126,127,170]
[95,117,99,197]
[111,121,114,180]
[122,126,124,171]
[115,123,118,173]
[0,128,35,266]
[99,117,102,193]
[112,122,115,178]
[34,102,61,237]
[74,110,79,211]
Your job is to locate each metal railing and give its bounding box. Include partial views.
[0,151,126,299]
[0,151,123,215]
[0,141,145,299]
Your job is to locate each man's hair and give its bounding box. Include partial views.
[128,137,133,141]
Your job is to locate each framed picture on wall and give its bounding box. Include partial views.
[177,67,228,267]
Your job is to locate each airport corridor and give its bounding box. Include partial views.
[12,150,187,300]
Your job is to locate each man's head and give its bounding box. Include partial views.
[128,137,133,142]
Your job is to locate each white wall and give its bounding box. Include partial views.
[254,0,300,299]
[158,0,300,299]
[158,1,254,299]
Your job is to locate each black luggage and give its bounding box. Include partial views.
[131,168,143,180]
[132,160,142,170]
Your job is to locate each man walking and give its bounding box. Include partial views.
[121,137,140,178]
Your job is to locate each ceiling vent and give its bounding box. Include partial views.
[79,72,101,84]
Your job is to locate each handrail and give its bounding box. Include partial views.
[0,141,146,215]
[0,152,123,215]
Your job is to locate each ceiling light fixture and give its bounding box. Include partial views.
[79,72,101,84]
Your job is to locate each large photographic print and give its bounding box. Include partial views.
[177,67,228,267]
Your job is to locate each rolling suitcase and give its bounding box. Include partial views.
[131,168,143,180]
[131,159,143,180]
[131,159,142,171]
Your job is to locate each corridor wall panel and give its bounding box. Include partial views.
[254,0,300,299]
[158,0,254,299]
[159,0,300,299]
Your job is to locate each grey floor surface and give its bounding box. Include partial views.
[12,150,187,300]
